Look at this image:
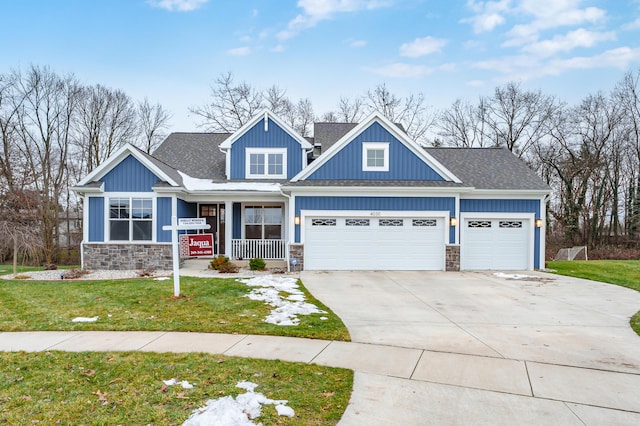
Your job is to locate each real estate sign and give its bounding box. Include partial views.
[179,233,214,257]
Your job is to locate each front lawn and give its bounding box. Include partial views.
[0,276,350,341]
[0,264,78,276]
[0,351,353,425]
[547,260,640,335]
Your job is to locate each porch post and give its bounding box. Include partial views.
[224,200,233,258]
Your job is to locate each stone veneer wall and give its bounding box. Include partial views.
[83,244,174,270]
[289,243,304,271]
[445,245,460,271]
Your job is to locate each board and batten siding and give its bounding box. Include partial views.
[229,118,305,179]
[306,122,445,181]
[88,197,104,242]
[102,155,161,192]
[294,196,456,243]
[460,199,542,268]
[156,197,172,243]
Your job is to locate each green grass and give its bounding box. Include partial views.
[0,351,353,425]
[547,260,640,335]
[0,276,350,341]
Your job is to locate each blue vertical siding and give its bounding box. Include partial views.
[229,118,305,179]
[233,203,242,239]
[306,122,445,181]
[88,197,104,242]
[460,199,541,269]
[176,199,198,237]
[156,197,172,242]
[295,196,456,243]
[103,155,160,192]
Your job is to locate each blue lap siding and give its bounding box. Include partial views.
[294,196,456,243]
[460,199,541,268]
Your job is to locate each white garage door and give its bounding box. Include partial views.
[461,218,531,270]
[304,216,445,270]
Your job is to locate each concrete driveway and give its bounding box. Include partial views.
[301,270,640,425]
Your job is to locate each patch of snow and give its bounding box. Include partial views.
[164,378,194,389]
[239,276,326,326]
[183,381,293,426]
[493,272,536,280]
[178,171,281,192]
[72,316,99,323]
[154,276,171,281]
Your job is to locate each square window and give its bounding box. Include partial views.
[362,142,389,172]
[249,153,265,175]
[246,149,287,178]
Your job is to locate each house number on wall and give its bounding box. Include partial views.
[370,211,381,216]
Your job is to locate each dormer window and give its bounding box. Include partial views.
[362,142,389,172]
[246,148,287,179]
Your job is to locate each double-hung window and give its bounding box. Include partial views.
[246,148,287,179]
[109,197,153,241]
[362,142,389,172]
[244,206,282,239]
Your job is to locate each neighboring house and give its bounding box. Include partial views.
[72,110,550,271]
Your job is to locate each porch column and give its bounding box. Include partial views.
[224,200,233,258]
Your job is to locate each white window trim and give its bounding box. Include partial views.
[245,148,287,179]
[104,194,157,243]
[362,142,389,172]
[241,203,284,239]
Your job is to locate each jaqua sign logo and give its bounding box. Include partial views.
[179,234,214,257]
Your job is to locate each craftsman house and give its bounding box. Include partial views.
[72,110,550,271]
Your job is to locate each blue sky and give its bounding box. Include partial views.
[3,0,640,132]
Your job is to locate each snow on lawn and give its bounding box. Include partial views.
[239,275,326,326]
[163,378,195,389]
[71,316,99,323]
[183,380,294,425]
[493,272,536,280]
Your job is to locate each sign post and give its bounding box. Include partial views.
[162,216,211,297]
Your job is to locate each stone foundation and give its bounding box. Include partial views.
[445,245,460,271]
[83,244,174,270]
[289,243,304,271]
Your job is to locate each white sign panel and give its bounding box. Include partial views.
[178,218,207,226]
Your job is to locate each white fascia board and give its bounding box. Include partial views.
[70,182,105,195]
[219,109,312,150]
[282,186,474,197]
[461,189,550,199]
[76,143,179,187]
[292,111,461,183]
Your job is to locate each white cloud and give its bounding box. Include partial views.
[503,0,606,47]
[147,0,208,12]
[227,46,251,56]
[349,39,368,48]
[622,17,640,31]
[461,0,511,33]
[278,0,391,40]
[367,62,434,78]
[270,44,286,53]
[547,47,640,73]
[523,29,616,58]
[399,36,448,57]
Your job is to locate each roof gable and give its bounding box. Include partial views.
[220,109,313,150]
[293,112,460,183]
[76,143,180,188]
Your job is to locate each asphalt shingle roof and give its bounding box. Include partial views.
[153,132,229,181]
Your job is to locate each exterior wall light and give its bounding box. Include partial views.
[535,218,543,228]
[294,216,300,225]
[450,217,457,227]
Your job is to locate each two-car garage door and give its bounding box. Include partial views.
[304,215,446,270]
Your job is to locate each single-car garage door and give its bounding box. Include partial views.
[461,217,531,270]
[304,215,445,270]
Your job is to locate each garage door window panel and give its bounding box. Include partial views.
[380,219,403,226]
[346,218,370,226]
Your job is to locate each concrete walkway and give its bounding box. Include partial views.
[2,267,640,425]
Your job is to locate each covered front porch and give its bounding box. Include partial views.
[181,198,290,261]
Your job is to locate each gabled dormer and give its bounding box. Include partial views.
[219,110,313,180]
[292,111,461,183]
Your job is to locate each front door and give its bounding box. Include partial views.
[200,204,225,255]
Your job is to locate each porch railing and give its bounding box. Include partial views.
[231,239,286,260]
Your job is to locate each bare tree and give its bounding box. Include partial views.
[437,98,492,147]
[138,97,171,154]
[75,84,139,173]
[336,96,365,123]
[12,65,81,264]
[190,72,263,132]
